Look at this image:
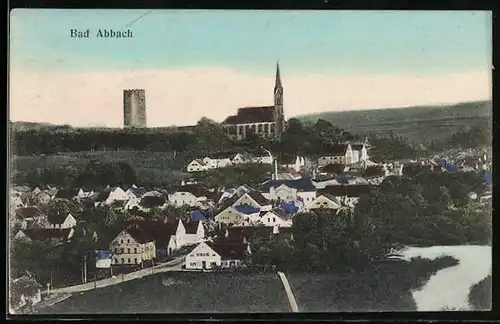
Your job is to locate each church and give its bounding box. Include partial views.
[222,62,285,140]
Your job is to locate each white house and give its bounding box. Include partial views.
[169,219,206,250]
[168,184,210,208]
[95,187,130,206]
[231,153,250,165]
[260,210,293,228]
[318,144,355,166]
[202,152,235,169]
[187,159,209,172]
[214,206,246,226]
[14,228,75,243]
[252,152,274,165]
[232,191,272,211]
[77,188,94,200]
[32,187,42,195]
[259,179,317,205]
[185,241,250,270]
[302,195,342,212]
[109,228,156,266]
[47,213,77,229]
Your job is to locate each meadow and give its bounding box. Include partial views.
[11,150,188,187]
[296,101,492,144]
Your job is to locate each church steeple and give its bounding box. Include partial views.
[275,61,282,91]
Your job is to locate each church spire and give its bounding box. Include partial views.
[275,61,282,90]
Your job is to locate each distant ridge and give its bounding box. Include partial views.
[295,100,492,144]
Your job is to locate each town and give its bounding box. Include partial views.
[9,63,492,313]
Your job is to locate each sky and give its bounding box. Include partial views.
[9,10,492,127]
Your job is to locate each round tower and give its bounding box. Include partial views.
[123,89,147,128]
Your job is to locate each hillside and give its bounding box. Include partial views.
[296,101,492,144]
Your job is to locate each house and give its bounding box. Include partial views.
[32,187,42,195]
[351,144,369,163]
[259,179,317,204]
[76,188,94,200]
[95,187,130,206]
[32,191,52,205]
[317,185,374,207]
[169,184,210,207]
[234,204,262,225]
[185,241,251,270]
[14,207,40,230]
[252,151,274,165]
[109,226,156,266]
[279,201,300,214]
[318,144,355,166]
[53,188,79,201]
[124,219,177,261]
[171,219,206,249]
[224,225,292,243]
[302,194,342,212]
[231,152,251,165]
[10,275,43,312]
[232,191,272,211]
[125,186,148,200]
[187,159,209,172]
[282,155,306,172]
[260,210,293,228]
[202,152,235,169]
[14,228,75,244]
[215,206,246,226]
[46,213,77,229]
[45,187,59,198]
[10,195,26,213]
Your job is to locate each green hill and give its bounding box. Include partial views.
[296,100,492,144]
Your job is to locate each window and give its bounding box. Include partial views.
[127,248,130,253]
[212,254,216,256]
[134,248,137,253]
[121,258,124,264]
[210,262,217,267]
[273,218,276,223]
[127,239,130,243]
[128,258,131,263]
[120,239,123,243]
[134,258,138,264]
[190,262,197,266]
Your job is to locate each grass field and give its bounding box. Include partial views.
[12,150,189,186]
[296,100,492,144]
[40,271,290,314]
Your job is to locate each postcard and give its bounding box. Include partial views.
[8,9,492,315]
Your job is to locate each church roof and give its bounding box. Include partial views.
[223,106,275,125]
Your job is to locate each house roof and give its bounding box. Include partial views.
[176,184,208,197]
[183,220,201,234]
[15,207,39,219]
[259,179,316,192]
[279,201,299,214]
[246,191,271,206]
[234,204,261,215]
[191,210,207,221]
[351,144,365,151]
[318,185,374,197]
[129,187,148,198]
[125,219,176,247]
[191,159,207,166]
[125,226,156,244]
[266,209,293,221]
[95,190,111,202]
[319,143,350,156]
[21,228,72,241]
[207,242,249,260]
[207,151,237,160]
[227,226,274,242]
[54,188,79,200]
[139,195,166,208]
[222,106,275,124]
[47,213,71,225]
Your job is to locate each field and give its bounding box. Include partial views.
[11,150,189,186]
[39,271,290,314]
[296,100,492,144]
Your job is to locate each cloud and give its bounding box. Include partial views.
[9,67,491,127]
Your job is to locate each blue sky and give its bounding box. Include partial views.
[10,10,492,75]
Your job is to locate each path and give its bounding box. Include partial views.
[49,256,185,295]
[277,271,299,312]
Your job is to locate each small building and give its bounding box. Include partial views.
[318,144,355,166]
[187,159,209,172]
[215,206,246,226]
[95,187,130,206]
[260,210,293,228]
[46,213,77,229]
[302,194,342,212]
[259,179,317,204]
[185,241,250,270]
[109,227,156,266]
[232,191,272,211]
[14,228,75,244]
[14,207,40,230]
[168,184,210,207]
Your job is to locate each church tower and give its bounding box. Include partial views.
[274,61,285,139]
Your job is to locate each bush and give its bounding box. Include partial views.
[468,275,491,310]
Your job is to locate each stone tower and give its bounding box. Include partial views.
[273,62,285,139]
[123,89,147,128]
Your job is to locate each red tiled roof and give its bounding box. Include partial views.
[21,228,72,240]
[207,242,249,260]
[246,191,271,206]
[222,106,275,124]
[15,207,39,219]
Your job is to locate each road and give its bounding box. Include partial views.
[277,271,299,312]
[49,256,185,295]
